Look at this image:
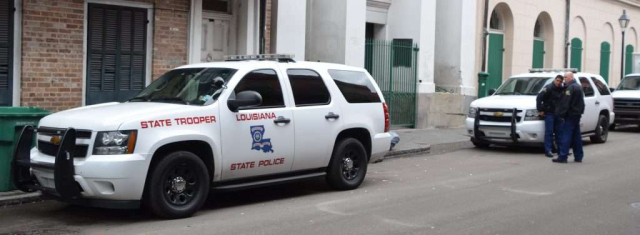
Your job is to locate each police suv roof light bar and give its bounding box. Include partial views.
[224,54,295,63]
[529,68,579,73]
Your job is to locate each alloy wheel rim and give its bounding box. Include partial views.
[341,148,360,181]
[162,162,198,206]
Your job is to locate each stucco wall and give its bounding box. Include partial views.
[474,0,640,91]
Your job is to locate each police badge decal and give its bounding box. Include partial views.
[250,125,274,153]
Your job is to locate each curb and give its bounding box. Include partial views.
[0,191,43,208]
[377,140,472,162]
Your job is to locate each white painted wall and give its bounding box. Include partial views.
[305,0,347,63]
[271,0,306,60]
[344,0,366,67]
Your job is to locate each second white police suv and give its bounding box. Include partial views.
[11,54,393,219]
[466,69,614,147]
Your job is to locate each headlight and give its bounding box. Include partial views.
[524,110,541,121]
[93,130,137,155]
[468,107,478,118]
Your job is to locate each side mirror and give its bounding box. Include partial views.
[227,91,262,112]
[488,89,497,96]
[609,87,616,93]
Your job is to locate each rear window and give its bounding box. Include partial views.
[328,70,381,103]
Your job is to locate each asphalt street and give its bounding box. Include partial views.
[1,128,640,235]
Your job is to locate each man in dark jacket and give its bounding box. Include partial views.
[553,72,585,163]
[536,75,564,157]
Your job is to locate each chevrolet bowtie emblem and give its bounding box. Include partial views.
[50,136,61,145]
[494,112,504,117]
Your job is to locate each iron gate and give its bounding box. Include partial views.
[365,39,419,128]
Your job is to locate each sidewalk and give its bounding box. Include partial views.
[384,127,471,159]
[0,128,472,207]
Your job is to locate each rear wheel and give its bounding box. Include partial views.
[590,115,609,143]
[326,138,368,190]
[146,151,210,219]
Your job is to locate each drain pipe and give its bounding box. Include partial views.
[564,0,571,68]
[478,0,490,98]
[481,0,489,72]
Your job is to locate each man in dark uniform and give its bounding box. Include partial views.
[536,75,564,158]
[553,72,585,163]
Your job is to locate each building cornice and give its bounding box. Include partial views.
[367,0,391,10]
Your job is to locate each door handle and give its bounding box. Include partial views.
[325,112,340,120]
[273,116,291,124]
[595,101,600,105]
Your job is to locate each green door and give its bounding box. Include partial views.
[571,38,583,71]
[600,42,611,83]
[487,33,504,93]
[532,39,545,68]
[626,45,634,75]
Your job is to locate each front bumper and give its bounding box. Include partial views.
[12,126,146,209]
[613,110,640,124]
[465,110,545,146]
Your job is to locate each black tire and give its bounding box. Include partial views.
[326,138,368,190]
[590,115,609,144]
[472,139,490,148]
[146,151,210,219]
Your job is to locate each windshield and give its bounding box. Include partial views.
[130,68,237,105]
[494,77,553,96]
[617,76,640,90]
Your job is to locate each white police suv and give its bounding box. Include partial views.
[11,55,392,218]
[611,74,640,129]
[466,69,614,148]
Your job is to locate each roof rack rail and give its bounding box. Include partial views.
[224,54,296,63]
[529,68,578,73]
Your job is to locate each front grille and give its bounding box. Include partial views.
[614,98,640,111]
[38,127,92,139]
[477,108,522,123]
[479,115,522,122]
[38,141,89,158]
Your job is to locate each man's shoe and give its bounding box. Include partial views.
[552,159,568,163]
[545,152,554,158]
[575,159,582,163]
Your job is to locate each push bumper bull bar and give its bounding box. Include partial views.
[473,108,520,143]
[11,126,82,200]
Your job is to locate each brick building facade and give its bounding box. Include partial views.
[2,0,294,112]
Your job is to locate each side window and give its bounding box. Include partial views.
[234,69,285,109]
[591,77,611,96]
[328,70,382,103]
[579,77,595,97]
[287,69,331,106]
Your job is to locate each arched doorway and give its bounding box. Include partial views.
[570,17,587,71]
[600,42,611,82]
[600,23,614,83]
[626,44,634,75]
[485,3,514,95]
[532,12,554,69]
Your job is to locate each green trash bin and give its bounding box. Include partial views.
[0,107,50,192]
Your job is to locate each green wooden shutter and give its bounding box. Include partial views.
[570,38,583,72]
[487,33,504,92]
[87,4,147,105]
[625,45,634,75]
[599,42,611,83]
[0,0,13,106]
[532,39,545,69]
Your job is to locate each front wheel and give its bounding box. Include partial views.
[326,138,368,190]
[472,139,490,148]
[590,115,609,144]
[146,151,210,219]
